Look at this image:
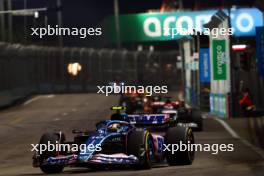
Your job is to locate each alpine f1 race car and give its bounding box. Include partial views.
[151,97,203,131]
[33,114,195,173]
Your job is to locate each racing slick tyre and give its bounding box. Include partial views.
[39,133,64,174]
[127,130,154,169]
[165,126,195,166]
[192,109,203,131]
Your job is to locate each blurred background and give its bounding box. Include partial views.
[0,1,264,175]
[0,0,263,116]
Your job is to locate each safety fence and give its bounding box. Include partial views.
[247,116,264,149]
[226,116,264,150]
[0,43,182,107]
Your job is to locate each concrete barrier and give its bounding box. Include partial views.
[0,86,36,108]
[225,117,264,149]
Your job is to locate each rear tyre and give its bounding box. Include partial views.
[39,133,64,174]
[165,126,195,166]
[192,110,203,131]
[127,130,153,169]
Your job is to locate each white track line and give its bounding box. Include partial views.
[23,96,40,106]
[209,115,264,159]
[23,95,55,106]
[214,117,240,139]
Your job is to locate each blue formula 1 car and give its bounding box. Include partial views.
[33,115,194,174]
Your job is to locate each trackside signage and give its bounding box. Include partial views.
[200,48,211,83]
[103,8,263,42]
[212,40,227,80]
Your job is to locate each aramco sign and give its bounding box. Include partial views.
[104,8,263,42]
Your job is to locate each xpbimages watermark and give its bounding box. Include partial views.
[163,142,234,155]
[97,83,168,96]
[31,25,102,39]
[31,141,234,155]
[163,27,234,39]
[31,142,102,154]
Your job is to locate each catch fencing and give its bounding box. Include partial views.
[0,43,182,107]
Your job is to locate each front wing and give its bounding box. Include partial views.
[38,153,138,166]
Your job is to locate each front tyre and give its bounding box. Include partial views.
[39,133,64,174]
[165,126,195,165]
[40,165,64,174]
[127,130,154,169]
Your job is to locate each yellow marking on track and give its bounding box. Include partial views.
[10,117,25,125]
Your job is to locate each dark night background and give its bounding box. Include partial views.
[10,0,164,47]
[9,0,260,48]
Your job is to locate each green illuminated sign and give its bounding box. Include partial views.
[104,10,213,42]
[212,39,227,80]
[103,8,263,43]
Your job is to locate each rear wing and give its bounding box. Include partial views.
[124,114,170,125]
[151,101,182,108]
[151,102,165,107]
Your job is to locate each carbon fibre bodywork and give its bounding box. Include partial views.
[33,120,164,167]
